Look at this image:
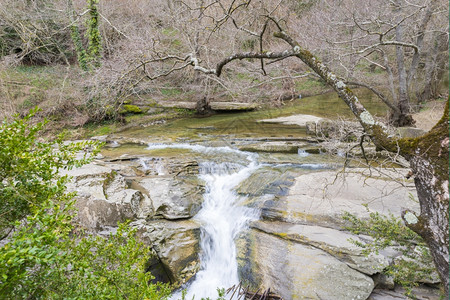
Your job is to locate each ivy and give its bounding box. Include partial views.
[68,0,102,71]
[86,0,102,68]
[70,23,88,71]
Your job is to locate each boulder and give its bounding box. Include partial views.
[252,221,389,276]
[132,219,201,285]
[64,163,153,229]
[137,176,204,219]
[279,168,419,228]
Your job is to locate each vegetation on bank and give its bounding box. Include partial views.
[343,207,436,297]
[0,110,171,299]
[1,0,446,135]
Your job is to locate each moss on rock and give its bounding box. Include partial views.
[119,104,143,114]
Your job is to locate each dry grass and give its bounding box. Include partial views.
[413,100,448,132]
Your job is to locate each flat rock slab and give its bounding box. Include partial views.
[241,229,374,300]
[156,101,197,109]
[259,114,323,127]
[283,168,419,228]
[238,141,308,153]
[155,101,258,111]
[252,221,389,275]
[209,102,258,111]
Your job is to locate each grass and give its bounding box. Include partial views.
[83,121,117,137]
[160,87,183,97]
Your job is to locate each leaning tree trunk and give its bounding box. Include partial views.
[275,33,449,297]
[190,27,449,297]
[402,107,449,293]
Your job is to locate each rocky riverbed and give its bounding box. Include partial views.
[63,100,441,299]
[62,135,440,299]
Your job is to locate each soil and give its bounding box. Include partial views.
[412,100,447,131]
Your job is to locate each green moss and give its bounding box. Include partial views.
[119,104,142,114]
[275,232,288,239]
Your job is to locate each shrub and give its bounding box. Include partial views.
[343,204,436,296]
[0,109,170,299]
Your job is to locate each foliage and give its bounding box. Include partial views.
[86,0,102,68]
[0,199,171,299]
[0,110,170,299]
[70,22,89,71]
[343,205,436,295]
[68,0,102,71]
[0,108,100,234]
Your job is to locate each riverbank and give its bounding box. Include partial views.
[1,64,446,140]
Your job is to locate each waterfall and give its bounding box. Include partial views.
[147,144,259,299]
[179,160,259,299]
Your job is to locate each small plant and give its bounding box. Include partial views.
[343,204,437,296]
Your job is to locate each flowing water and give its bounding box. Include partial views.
[100,91,389,298]
[146,144,260,299]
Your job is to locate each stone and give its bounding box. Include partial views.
[396,127,426,138]
[238,141,306,153]
[64,162,153,228]
[281,168,419,228]
[238,229,374,300]
[137,176,204,219]
[154,101,258,111]
[209,102,258,111]
[259,114,323,127]
[252,221,389,276]
[368,286,441,300]
[132,219,201,285]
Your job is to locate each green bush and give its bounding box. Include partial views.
[0,109,170,299]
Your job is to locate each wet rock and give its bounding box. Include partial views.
[236,167,297,197]
[238,142,305,153]
[132,219,201,285]
[137,176,204,219]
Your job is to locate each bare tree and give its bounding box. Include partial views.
[127,1,448,295]
[299,0,448,127]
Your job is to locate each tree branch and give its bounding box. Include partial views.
[345,80,400,113]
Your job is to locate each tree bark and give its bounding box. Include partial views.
[393,19,412,126]
[406,0,435,89]
[402,105,449,294]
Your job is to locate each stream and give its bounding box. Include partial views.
[145,144,261,299]
[96,91,413,299]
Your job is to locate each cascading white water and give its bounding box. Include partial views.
[181,160,259,299]
[147,144,259,299]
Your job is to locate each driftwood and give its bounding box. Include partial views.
[226,282,283,300]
